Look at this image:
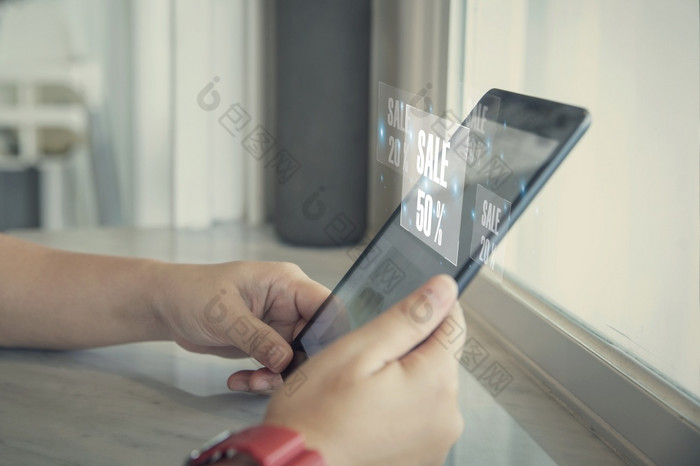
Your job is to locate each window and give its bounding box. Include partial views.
[453,0,699,462]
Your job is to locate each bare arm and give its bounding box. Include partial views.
[0,234,329,392]
[1,234,467,465]
[0,234,167,349]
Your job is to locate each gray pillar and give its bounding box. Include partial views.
[274,0,370,246]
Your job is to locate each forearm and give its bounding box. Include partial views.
[0,234,168,349]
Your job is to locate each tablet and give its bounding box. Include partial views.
[282,88,590,377]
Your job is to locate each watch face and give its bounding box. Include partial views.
[187,430,234,465]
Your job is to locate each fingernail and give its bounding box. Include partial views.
[253,379,272,391]
[228,380,249,392]
[426,275,457,308]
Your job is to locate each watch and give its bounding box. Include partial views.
[186,425,325,466]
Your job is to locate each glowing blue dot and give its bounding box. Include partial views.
[380,173,384,183]
[519,180,526,194]
[471,208,476,220]
[451,181,460,197]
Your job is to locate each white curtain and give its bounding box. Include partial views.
[132,0,270,229]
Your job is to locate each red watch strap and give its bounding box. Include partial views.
[187,426,325,466]
[229,426,304,466]
[286,450,325,466]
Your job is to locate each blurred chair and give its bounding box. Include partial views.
[0,0,109,229]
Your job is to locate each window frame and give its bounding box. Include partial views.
[463,272,700,465]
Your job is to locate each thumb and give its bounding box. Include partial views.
[211,307,293,372]
[345,274,458,373]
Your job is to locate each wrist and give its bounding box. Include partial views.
[139,258,172,341]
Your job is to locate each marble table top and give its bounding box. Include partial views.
[0,224,624,465]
